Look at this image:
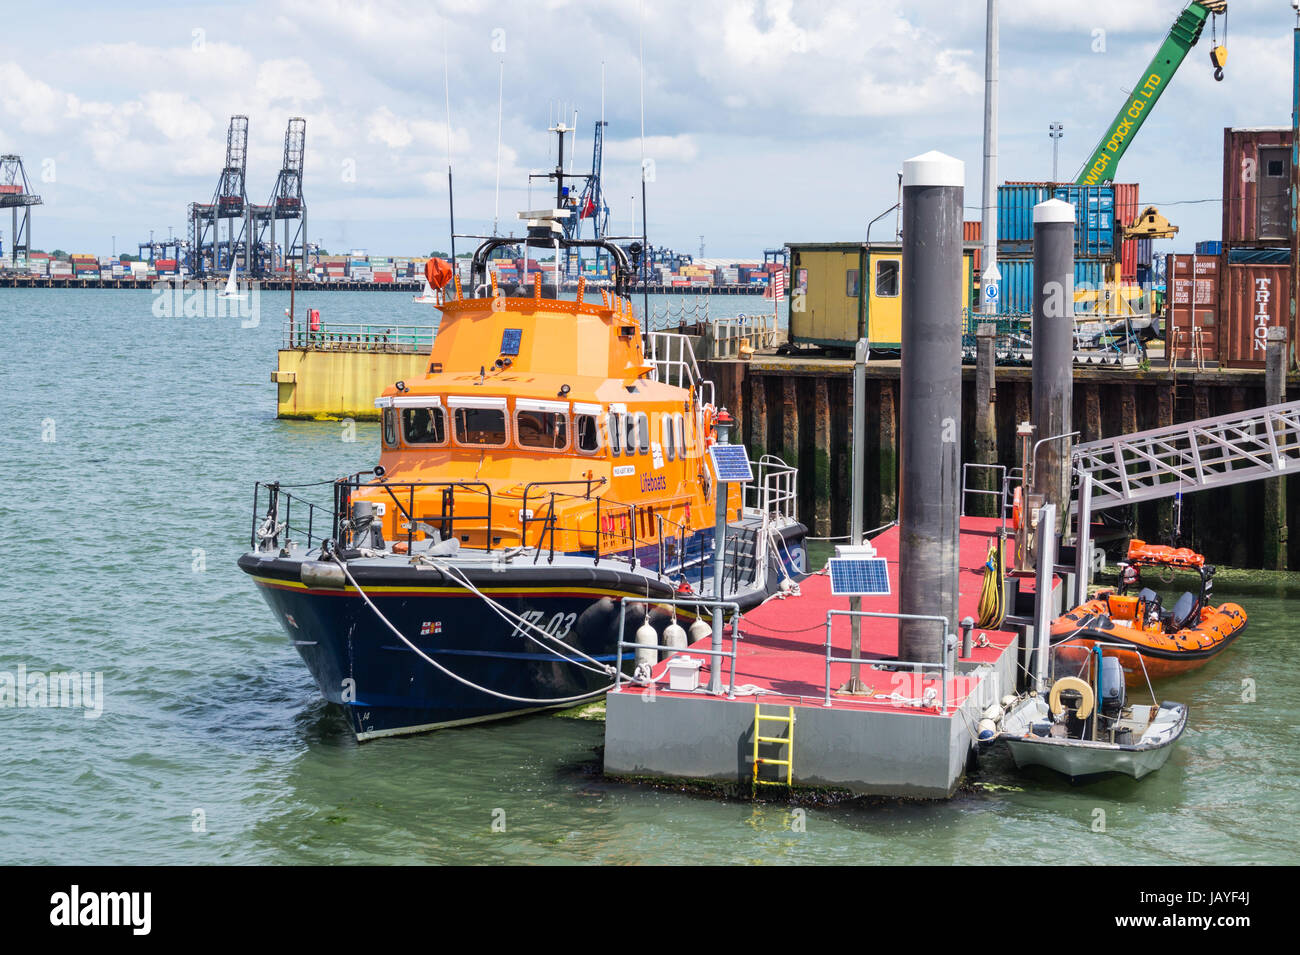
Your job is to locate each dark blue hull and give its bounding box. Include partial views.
[238,524,806,739]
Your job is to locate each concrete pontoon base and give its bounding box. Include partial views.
[602,518,1030,799]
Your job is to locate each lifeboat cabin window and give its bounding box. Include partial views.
[674,413,686,456]
[624,414,639,454]
[515,400,569,451]
[607,413,622,456]
[382,407,398,447]
[635,412,651,454]
[449,398,509,447]
[573,403,602,455]
[661,414,675,461]
[402,406,446,445]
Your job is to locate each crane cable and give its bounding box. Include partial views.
[976,529,1006,630]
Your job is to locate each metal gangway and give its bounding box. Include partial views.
[1071,399,1300,511]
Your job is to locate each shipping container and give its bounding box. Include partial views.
[1222,262,1293,368]
[997,184,1053,244]
[1121,239,1137,283]
[1113,182,1140,233]
[1226,247,1290,265]
[1052,184,1116,257]
[1136,237,1153,269]
[1195,240,1223,256]
[998,258,1117,315]
[1166,253,1221,366]
[1222,127,1293,248]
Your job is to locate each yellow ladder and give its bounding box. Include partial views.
[752,704,796,787]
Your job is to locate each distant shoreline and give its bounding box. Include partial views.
[0,277,769,296]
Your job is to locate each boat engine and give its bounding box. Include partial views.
[1099,655,1126,720]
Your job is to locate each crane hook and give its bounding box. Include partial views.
[1210,45,1227,83]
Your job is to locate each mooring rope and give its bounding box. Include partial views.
[332,556,615,706]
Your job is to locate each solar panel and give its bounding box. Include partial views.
[500,328,523,355]
[708,444,753,483]
[828,557,891,596]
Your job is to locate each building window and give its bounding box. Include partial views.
[402,407,446,445]
[1267,159,1285,177]
[453,407,507,447]
[846,269,859,297]
[876,260,900,297]
[516,410,568,450]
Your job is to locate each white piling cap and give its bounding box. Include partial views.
[1034,198,1075,223]
[902,151,964,188]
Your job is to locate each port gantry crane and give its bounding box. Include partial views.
[187,115,251,277]
[1077,1,1227,187]
[251,117,307,277]
[0,155,42,270]
[573,120,611,275]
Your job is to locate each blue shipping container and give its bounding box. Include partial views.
[1195,240,1224,255]
[996,185,1053,243]
[998,259,1115,315]
[997,183,1115,257]
[1051,185,1115,257]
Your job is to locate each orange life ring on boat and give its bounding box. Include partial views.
[702,404,718,448]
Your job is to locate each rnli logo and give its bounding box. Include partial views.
[640,473,667,493]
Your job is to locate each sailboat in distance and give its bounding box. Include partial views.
[217,261,247,300]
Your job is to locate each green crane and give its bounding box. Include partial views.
[1077,1,1227,186]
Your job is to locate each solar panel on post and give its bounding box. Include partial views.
[708,444,753,483]
[828,557,891,596]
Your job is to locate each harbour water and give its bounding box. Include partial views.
[2,287,1295,864]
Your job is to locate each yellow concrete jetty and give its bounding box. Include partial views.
[274,321,436,420]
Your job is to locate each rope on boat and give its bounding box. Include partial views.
[427,558,615,677]
[331,556,616,706]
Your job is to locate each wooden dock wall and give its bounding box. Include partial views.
[703,357,1299,571]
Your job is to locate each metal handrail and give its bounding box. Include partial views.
[823,609,953,712]
[615,596,743,698]
[282,320,436,353]
[960,462,1008,522]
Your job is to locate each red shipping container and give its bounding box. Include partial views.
[0,184,22,194]
[373,273,393,284]
[1120,238,1137,282]
[1222,127,1293,249]
[1112,183,1140,235]
[1166,254,1221,366]
[1222,262,1293,368]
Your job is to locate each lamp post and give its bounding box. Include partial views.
[1049,122,1064,182]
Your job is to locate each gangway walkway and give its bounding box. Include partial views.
[1071,399,1300,511]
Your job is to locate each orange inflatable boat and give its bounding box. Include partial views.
[1051,540,1246,683]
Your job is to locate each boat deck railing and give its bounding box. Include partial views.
[251,475,711,582]
[745,454,798,525]
[646,331,715,411]
[281,319,436,353]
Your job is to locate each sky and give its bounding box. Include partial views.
[1,0,1296,260]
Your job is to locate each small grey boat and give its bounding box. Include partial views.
[997,640,1187,782]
